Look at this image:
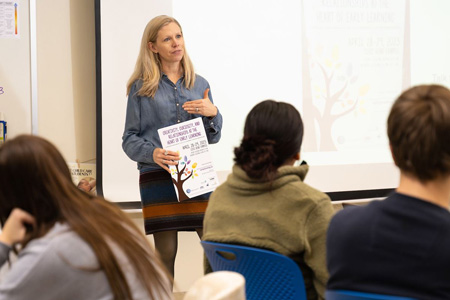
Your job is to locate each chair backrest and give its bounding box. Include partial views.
[325,290,417,300]
[183,271,246,300]
[201,241,307,300]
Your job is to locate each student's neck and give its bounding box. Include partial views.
[396,172,450,209]
[162,63,183,84]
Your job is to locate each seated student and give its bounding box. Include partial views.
[0,135,173,300]
[326,85,450,299]
[203,100,335,300]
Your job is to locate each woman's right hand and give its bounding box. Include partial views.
[153,148,181,173]
[0,208,36,246]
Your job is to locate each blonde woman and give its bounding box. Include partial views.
[122,15,223,279]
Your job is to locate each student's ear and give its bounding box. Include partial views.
[294,152,300,161]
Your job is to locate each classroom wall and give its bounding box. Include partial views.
[36,0,96,164]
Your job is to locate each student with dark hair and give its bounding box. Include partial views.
[203,100,335,300]
[0,135,173,300]
[326,85,450,299]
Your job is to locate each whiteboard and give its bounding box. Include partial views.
[96,0,450,205]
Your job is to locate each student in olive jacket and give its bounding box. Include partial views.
[203,100,335,300]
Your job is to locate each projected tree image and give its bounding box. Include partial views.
[300,0,410,153]
[309,45,370,151]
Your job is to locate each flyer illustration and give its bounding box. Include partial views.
[158,117,219,201]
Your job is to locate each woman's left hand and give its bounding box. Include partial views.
[183,88,218,117]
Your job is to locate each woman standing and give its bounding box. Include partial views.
[0,135,172,300]
[122,15,223,279]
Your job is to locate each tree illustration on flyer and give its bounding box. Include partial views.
[169,154,199,201]
[158,118,219,201]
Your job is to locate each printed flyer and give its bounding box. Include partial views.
[158,117,219,201]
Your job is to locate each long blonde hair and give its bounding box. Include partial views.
[127,15,195,98]
[0,135,173,300]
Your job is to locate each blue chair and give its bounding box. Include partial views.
[201,241,307,300]
[325,290,417,300]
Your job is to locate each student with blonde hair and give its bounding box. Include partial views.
[0,135,173,300]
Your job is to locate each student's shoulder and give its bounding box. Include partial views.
[331,199,383,226]
[208,181,231,203]
[276,165,323,198]
[284,177,331,208]
[13,226,91,278]
[38,224,99,268]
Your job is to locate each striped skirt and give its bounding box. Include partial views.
[139,168,210,235]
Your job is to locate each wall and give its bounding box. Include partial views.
[36,0,96,164]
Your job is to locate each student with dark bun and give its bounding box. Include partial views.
[326,85,450,299]
[203,100,335,300]
[0,135,173,300]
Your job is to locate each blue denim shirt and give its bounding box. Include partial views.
[122,74,223,170]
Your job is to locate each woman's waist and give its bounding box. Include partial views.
[138,162,162,172]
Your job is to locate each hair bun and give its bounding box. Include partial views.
[234,137,277,180]
[241,136,275,151]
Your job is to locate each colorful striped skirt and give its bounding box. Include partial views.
[139,168,210,235]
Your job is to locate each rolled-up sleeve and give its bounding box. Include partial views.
[203,107,223,144]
